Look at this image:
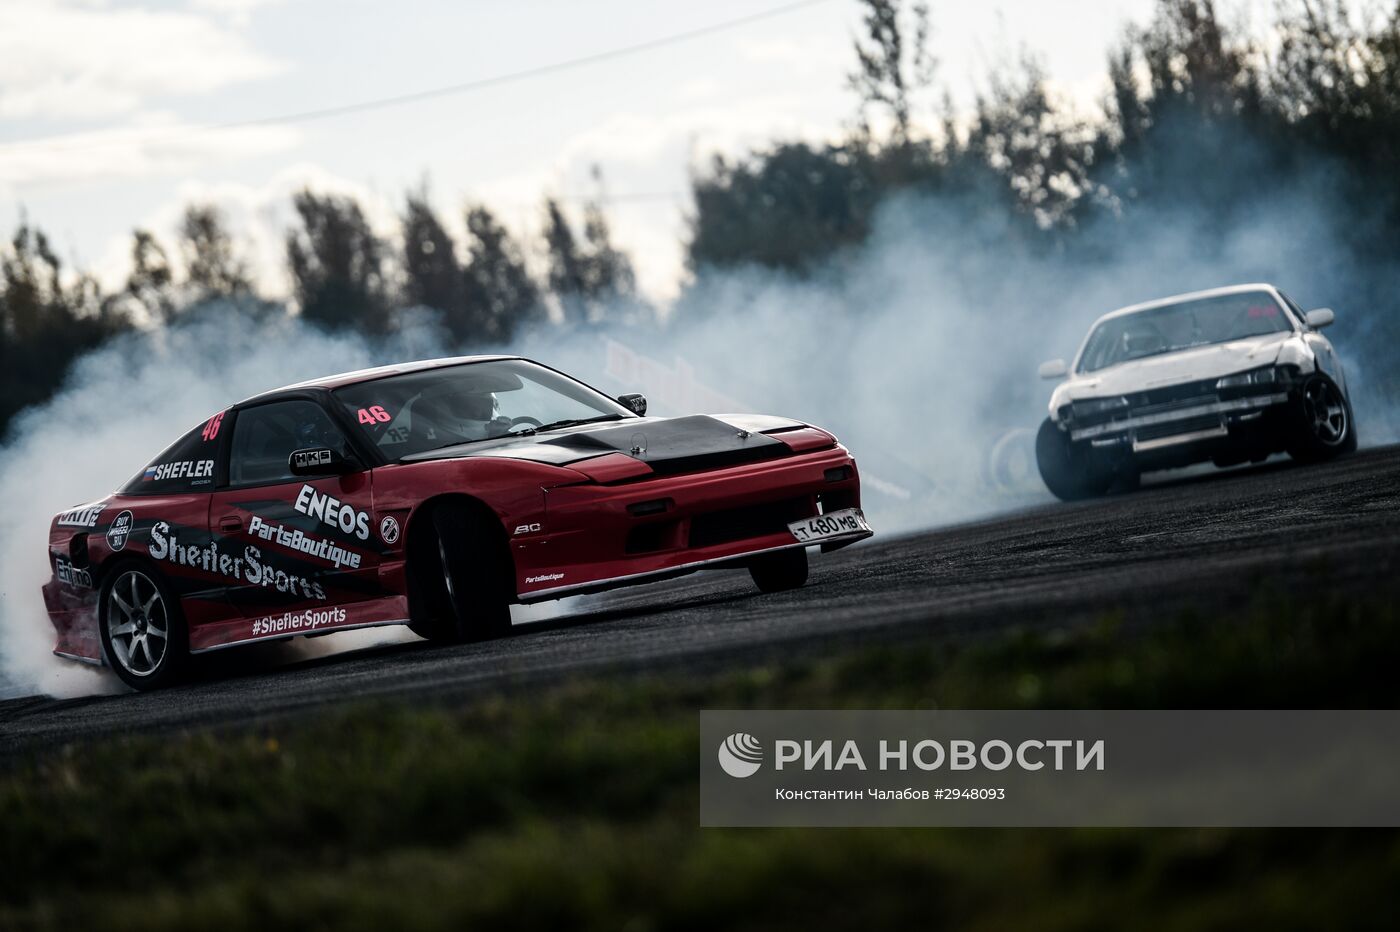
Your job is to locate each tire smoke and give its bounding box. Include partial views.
[3,169,1396,698]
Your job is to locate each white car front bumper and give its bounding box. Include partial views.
[1069,392,1291,449]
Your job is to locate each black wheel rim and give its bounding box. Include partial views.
[106,570,169,677]
[1303,379,1347,446]
[437,537,463,621]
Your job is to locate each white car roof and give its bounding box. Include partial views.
[1071,284,1295,374]
[1091,283,1283,326]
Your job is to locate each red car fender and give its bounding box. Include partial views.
[370,456,594,585]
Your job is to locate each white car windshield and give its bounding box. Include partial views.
[334,359,633,457]
[1077,291,1294,373]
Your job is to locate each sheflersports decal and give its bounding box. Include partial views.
[148,520,328,601]
[251,607,347,637]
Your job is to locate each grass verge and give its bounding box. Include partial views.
[3,585,1399,930]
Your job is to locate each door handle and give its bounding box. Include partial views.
[218,515,244,533]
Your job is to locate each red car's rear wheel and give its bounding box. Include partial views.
[98,562,189,691]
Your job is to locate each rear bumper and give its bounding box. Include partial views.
[513,445,869,601]
[43,578,103,663]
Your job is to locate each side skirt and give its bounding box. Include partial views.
[188,618,411,654]
[52,649,103,667]
[517,530,873,603]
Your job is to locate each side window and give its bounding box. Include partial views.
[229,400,349,487]
[121,413,223,494]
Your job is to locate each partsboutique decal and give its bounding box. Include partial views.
[148,520,328,600]
[294,484,370,541]
[248,515,363,569]
[251,606,348,637]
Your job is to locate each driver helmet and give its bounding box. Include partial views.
[1120,325,1165,359]
[296,418,341,451]
[439,389,499,437]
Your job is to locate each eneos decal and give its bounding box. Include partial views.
[294,484,370,541]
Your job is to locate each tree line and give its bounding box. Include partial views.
[691,0,1400,273]
[0,186,639,436]
[4,0,1400,438]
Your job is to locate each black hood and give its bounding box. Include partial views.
[400,414,789,476]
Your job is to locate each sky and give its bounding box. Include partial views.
[0,0,1217,303]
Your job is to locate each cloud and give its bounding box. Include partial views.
[64,90,843,306]
[529,100,846,299]
[190,0,285,27]
[0,0,284,121]
[0,113,300,187]
[735,33,848,73]
[88,161,403,297]
[676,77,722,102]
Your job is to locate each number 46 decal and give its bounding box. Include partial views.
[201,411,225,442]
[357,405,391,425]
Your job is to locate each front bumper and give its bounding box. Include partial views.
[1069,392,1290,451]
[512,445,869,601]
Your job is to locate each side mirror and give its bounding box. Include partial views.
[617,393,647,416]
[1038,359,1068,380]
[1305,308,1335,329]
[289,447,355,477]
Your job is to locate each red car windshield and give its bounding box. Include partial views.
[333,359,633,457]
[1077,291,1294,373]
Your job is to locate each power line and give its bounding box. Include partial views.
[0,0,832,155]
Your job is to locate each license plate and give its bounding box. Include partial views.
[788,508,871,543]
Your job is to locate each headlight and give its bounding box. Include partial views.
[1072,396,1129,418]
[1216,366,1290,390]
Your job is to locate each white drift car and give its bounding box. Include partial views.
[1036,284,1356,500]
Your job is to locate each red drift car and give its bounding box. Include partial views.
[43,357,872,689]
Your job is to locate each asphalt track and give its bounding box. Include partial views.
[4,445,1398,753]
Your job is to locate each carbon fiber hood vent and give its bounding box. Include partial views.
[401,414,789,475]
[542,415,785,475]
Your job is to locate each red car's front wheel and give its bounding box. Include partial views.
[749,547,808,593]
[408,500,513,643]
